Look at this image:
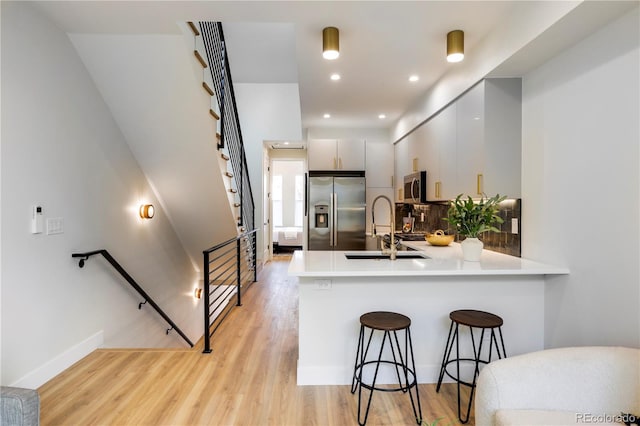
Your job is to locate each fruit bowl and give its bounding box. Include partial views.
[425,230,454,246]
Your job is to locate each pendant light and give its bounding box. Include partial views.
[322,27,339,60]
[447,30,464,63]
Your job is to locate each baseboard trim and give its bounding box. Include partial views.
[11,330,104,389]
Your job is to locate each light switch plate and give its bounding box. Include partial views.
[47,217,64,235]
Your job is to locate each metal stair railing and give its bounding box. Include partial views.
[202,229,258,354]
[199,21,255,232]
[71,249,194,348]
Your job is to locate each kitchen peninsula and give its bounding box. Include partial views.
[288,242,569,385]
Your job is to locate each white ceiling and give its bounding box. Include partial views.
[33,1,636,131]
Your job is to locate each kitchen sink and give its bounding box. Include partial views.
[344,251,430,260]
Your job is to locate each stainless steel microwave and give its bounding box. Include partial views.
[403,171,427,204]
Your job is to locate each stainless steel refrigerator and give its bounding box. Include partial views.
[307,172,366,250]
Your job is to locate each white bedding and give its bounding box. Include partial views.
[273,227,303,246]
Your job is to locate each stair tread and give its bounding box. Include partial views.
[187,21,200,36]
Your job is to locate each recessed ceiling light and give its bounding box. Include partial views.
[323,113,331,119]
[283,141,290,145]
[378,114,386,119]
[409,75,419,82]
[330,73,341,81]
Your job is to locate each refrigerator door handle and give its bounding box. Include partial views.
[333,192,338,246]
[329,192,334,247]
[304,173,308,217]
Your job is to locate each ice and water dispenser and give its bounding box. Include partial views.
[314,204,329,228]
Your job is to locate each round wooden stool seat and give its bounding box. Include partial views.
[449,309,503,328]
[360,311,411,331]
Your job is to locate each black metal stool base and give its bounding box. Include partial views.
[436,310,507,424]
[350,312,422,426]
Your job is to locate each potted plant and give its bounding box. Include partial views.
[444,193,506,261]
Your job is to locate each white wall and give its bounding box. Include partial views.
[522,7,639,347]
[233,83,303,261]
[1,2,202,387]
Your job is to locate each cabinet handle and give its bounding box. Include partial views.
[333,157,337,169]
[391,175,394,187]
[339,158,343,169]
[477,173,483,195]
[435,181,441,199]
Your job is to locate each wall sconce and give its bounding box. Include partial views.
[322,27,339,60]
[194,288,202,299]
[447,30,464,63]
[139,204,155,219]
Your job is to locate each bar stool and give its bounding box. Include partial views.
[436,309,507,424]
[350,311,422,426]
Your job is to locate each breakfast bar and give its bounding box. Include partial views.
[288,242,569,385]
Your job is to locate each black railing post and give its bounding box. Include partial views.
[203,250,212,354]
[236,238,242,307]
[253,233,257,283]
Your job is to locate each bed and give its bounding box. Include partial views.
[273,227,303,248]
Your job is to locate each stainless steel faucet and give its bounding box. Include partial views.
[371,195,397,260]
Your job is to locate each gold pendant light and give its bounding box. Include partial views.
[322,27,339,60]
[447,30,464,63]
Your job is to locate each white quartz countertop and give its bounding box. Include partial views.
[287,241,569,278]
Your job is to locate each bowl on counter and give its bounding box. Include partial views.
[425,230,454,246]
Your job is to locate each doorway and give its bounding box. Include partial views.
[271,159,305,254]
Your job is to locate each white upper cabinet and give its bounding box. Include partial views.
[456,79,522,198]
[308,139,365,171]
[393,78,522,203]
[430,105,457,201]
[404,105,456,201]
[394,137,410,201]
[307,139,336,170]
[366,140,394,188]
[456,82,485,197]
[482,79,521,198]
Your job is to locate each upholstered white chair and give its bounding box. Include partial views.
[475,346,640,426]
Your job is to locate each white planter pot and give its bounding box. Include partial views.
[461,237,483,261]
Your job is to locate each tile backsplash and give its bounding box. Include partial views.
[395,199,521,257]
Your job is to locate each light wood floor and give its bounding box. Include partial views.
[38,256,473,425]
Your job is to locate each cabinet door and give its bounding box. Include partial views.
[337,139,365,170]
[420,119,440,201]
[457,82,485,197]
[307,139,337,170]
[435,105,457,200]
[394,139,409,201]
[423,106,457,201]
[483,78,522,198]
[366,141,393,188]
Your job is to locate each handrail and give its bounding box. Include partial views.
[199,21,255,232]
[71,249,194,348]
[202,228,258,354]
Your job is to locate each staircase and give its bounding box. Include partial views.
[184,22,258,349]
[185,21,255,235]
